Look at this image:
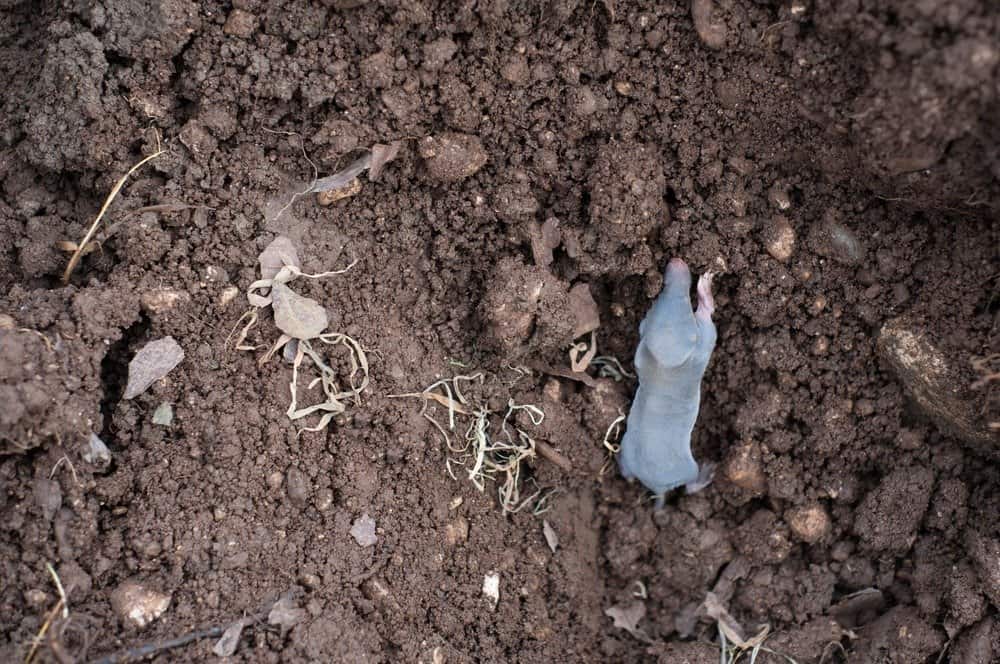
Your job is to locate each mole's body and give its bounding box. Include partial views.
[618,258,717,506]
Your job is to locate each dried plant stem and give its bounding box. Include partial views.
[63,137,165,283]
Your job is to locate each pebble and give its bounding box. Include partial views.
[418,133,487,182]
[111,580,171,629]
[762,215,796,262]
[444,516,469,547]
[786,504,831,543]
[285,467,310,504]
[350,513,378,547]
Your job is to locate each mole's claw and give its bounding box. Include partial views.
[696,272,715,319]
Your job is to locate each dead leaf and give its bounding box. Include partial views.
[259,236,300,281]
[369,141,403,180]
[123,337,185,399]
[212,620,246,657]
[703,591,770,649]
[271,282,328,340]
[268,597,305,638]
[542,520,559,552]
[604,601,652,642]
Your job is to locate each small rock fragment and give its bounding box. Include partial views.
[721,442,766,494]
[444,516,469,547]
[542,520,559,552]
[213,621,246,657]
[83,433,111,465]
[418,132,487,182]
[317,177,362,205]
[482,572,500,610]
[268,596,305,637]
[568,283,601,338]
[111,580,171,629]
[123,337,185,400]
[762,215,795,262]
[152,402,173,426]
[140,288,190,315]
[285,467,310,504]
[350,513,378,547]
[691,0,727,50]
[786,503,831,543]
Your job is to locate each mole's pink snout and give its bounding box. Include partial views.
[666,257,689,274]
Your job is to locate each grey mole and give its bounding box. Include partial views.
[618,258,717,507]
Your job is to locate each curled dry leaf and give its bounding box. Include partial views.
[542,519,559,552]
[259,236,300,281]
[123,337,185,399]
[271,281,328,340]
[703,591,770,649]
[604,600,652,642]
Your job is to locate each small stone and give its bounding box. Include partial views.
[285,467,310,504]
[0,314,15,329]
[83,433,111,466]
[152,402,173,426]
[786,504,831,543]
[768,184,792,210]
[722,442,766,494]
[418,132,487,182]
[350,513,378,547]
[140,289,190,315]
[482,572,500,610]
[25,588,48,609]
[111,580,171,629]
[266,471,284,491]
[444,516,469,547]
[762,215,795,262]
[218,286,240,308]
[223,9,258,39]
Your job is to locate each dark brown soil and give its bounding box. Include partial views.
[2,1,999,662]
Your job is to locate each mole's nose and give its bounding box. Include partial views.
[667,257,688,272]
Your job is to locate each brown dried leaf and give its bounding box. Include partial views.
[259,236,300,281]
[124,337,185,399]
[271,282,328,340]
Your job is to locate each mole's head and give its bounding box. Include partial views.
[640,258,701,369]
[663,257,692,295]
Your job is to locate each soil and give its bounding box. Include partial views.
[1,1,999,663]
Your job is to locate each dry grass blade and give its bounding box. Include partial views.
[63,136,165,283]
